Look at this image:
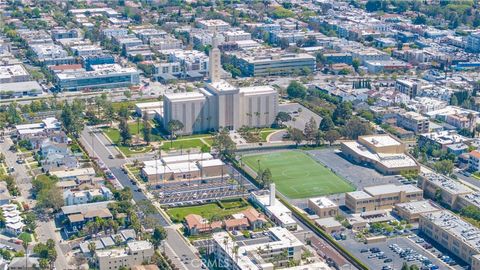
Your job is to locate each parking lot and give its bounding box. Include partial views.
[308,148,400,190]
[339,234,463,270]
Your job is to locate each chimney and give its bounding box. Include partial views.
[269,183,276,206]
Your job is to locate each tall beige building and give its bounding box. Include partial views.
[162,35,278,135]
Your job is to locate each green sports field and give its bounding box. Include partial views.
[242,151,354,199]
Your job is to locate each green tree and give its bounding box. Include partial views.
[142,114,151,144]
[119,119,132,145]
[274,112,291,127]
[288,128,304,146]
[433,159,454,176]
[303,117,318,145]
[319,115,335,131]
[286,81,307,99]
[325,129,341,145]
[167,119,184,147]
[341,118,372,139]
[212,128,236,158]
[152,226,167,249]
[332,102,353,125]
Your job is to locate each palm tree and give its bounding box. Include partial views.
[233,245,239,263]
[22,240,29,270]
[88,241,96,256]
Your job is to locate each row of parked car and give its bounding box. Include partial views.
[389,244,440,269]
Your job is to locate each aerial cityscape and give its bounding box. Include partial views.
[2,0,480,270]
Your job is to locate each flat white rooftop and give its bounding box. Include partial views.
[161,153,213,164]
[363,184,421,196]
[362,134,401,147]
[164,91,206,102]
[342,141,417,168]
[395,200,440,214]
[309,196,337,208]
[239,85,276,95]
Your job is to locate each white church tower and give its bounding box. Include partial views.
[209,32,221,83]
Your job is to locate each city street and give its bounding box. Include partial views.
[79,126,201,270]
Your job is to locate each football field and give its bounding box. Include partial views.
[242,151,354,199]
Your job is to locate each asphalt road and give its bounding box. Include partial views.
[79,127,200,270]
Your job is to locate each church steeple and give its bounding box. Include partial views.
[209,31,221,83]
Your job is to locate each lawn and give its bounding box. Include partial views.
[167,202,250,223]
[242,151,354,199]
[161,138,209,151]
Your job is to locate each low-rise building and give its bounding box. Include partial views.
[64,186,113,206]
[308,197,338,219]
[393,200,440,223]
[56,64,140,91]
[419,210,480,268]
[345,184,423,213]
[315,217,343,234]
[231,51,316,77]
[470,150,480,172]
[197,19,230,32]
[419,131,473,151]
[211,227,328,270]
[341,134,419,175]
[95,241,154,270]
[249,185,297,230]
[418,171,473,208]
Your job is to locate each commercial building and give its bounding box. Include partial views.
[162,39,278,135]
[0,65,31,83]
[341,134,419,175]
[168,50,209,74]
[419,210,480,267]
[323,53,353,65]
[417,171,473,208]
[345,184,423,213]
[140,153,225,182]
[308,197,339,219]
[393,200,440,223]
[223,30,251,42]
[56,64,140,91]
[365,60,411,73]
[396,111,430,134]
[95,241,154,270]
[232,51,316,77]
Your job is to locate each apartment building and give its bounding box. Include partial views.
[95,241,154,270]
[197,19,230,32]
[418,131,472,151]
[396,111,430,134]
[419,211,480,268]
[417,172,473,208]
[212,227,310,270]
[308,197,339,219]
[395,79,420,98]
[470,150,480,172]
[345,184,423,213]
